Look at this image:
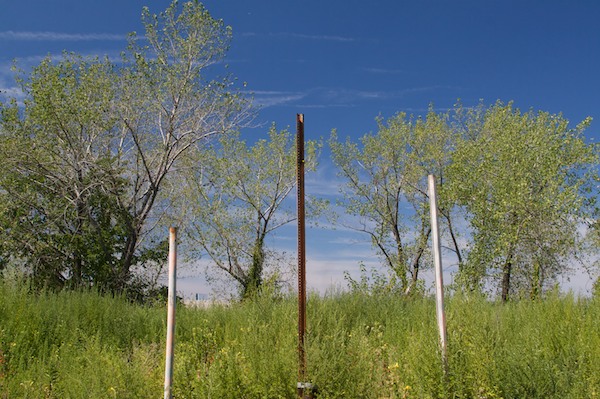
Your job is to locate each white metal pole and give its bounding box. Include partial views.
[164,227,177,399]
[428,175,447,366]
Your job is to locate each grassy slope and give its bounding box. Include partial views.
[0,281,598,398]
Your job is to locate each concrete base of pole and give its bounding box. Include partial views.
[297,382,316,399]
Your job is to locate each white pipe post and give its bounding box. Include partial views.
[164,227,177,399]
[428,175,448,368]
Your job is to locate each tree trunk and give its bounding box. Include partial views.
[444,212,463,269]
[72,198,86,288]
[391,224,408,292]
[530,261,542,300]
[502,218,518,302]
[73,255,83,288]
[501,255,513,302]
[72,168,86,288]
[405,226,431,295]
[242,236,265,299]
[117,227,138,292]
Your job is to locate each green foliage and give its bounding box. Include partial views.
[0,1,250,296]
[329,108,461,294]
[331,102,598,300]
[182,126,321,299]
[449,101,598,300]
[0,54,133,290]
[343,262,426,297]
[1,279,599,398]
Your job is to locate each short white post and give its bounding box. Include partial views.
[428,175,448,368]
[164,227,177,399]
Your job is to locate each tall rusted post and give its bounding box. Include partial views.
[164,227,177,399]
[296,114,310,398]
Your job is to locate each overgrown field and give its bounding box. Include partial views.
[0,280,599,398]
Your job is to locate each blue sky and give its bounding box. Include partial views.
[1,1,599,297]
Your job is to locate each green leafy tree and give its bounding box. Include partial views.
[0,55,130,289]
[0,1,250,293]
[182,126,320,298]
[110,1,251,290]
[330,109,461,294]
[450,102,598,300]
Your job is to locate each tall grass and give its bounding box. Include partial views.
[0,280,165,398]
[0,279,598,398]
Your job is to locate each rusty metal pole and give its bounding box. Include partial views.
[296,114,310,398]
[164,227,177,399]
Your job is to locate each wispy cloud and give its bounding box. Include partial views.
[559,263,597,296]
[296,103,357,109]
[306,164,344,197]
[253,87,385,109]
[360,67,405,74]
[0,86,24,101]
[284,33,355,42]
[241,32,355,42]
[250,90,308,107]
[0,31,125,41]
[316,85,463,106]
[246,85,463,109]
[306,87,402,106]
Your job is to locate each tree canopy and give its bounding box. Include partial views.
[330,102,598,299]
[0,1,251,295]
[181,126,320,298]
[449,102,598,300]
[329,109,462,295]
